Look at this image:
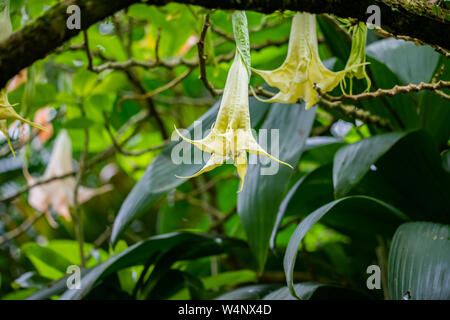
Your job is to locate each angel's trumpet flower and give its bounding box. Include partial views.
[0,0,46,157]
[24,130,112,226]
[341,22,371,94]
[175,53,292,192]
[0,90,46,157]
[252,12,366,109]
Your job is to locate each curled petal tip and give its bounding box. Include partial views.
[285,162,294,169]
[174,174,190,179]
[269,155,294,169]
[250,86,275,104]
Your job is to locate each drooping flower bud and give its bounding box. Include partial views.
[341,22,371,94]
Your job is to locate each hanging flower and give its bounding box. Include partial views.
[0,90,46,157]
[175,12,292,192]
[0,0,46,157]
[341,22,371,94]
[252,12,366,109]
[24,130,112,226]
[0,0,12,42]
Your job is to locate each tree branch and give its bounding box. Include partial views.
[0,0,448,88]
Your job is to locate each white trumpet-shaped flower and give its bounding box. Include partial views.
[252,12,366,109]
[175,55,292,192]
[24,130,112,225]
[0,0,46,157]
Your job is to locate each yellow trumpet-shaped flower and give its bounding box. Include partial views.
[0,0,46,157]
[0,0,12,42]
[175,55,292,192]
[252,12,366,109]
[0,89,46,157]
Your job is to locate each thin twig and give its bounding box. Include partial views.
[0,211,45,246]
[197,13,217,97]
[104,113,169,157]
[155,27,162,64]
[82,30,94,70]
[253,86,393,130]
[119,68,194,104]
[73,102,89,268]
[175,191,223,220]
[323,80,450,102]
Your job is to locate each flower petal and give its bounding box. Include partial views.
[175,153,228,179]
[239,131,293,169]
[234,151,247,192]
[174,125,226,155]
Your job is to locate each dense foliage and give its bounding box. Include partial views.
[0,0,449,300]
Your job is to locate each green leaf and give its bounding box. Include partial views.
[238,102,316,271]
[216,284,279,300]
[346,130,450,223]
[333,131,406,198]
[366,39,439,86]
[21,241,108,280]
[12,272,50,290]
[364,38,449,145]
[263,282,369,300]
[61,117,96,129]
[171,270,259,300]
[57,232,245,300]
[32,83,57,109]
[419,57,450,147]
[26,269,92,300]
[110,98,269,245]
[72,69,98,97]
[270,164,334,249]
[317,16,351,63]
[21,243,74,280]
[388,222,450,300]
[202,270,257,290]
[2,288,38,300]
[284,196,406,299]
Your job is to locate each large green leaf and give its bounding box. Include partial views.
[237,102,316,270]
[263,282,369,300]
[21,244,74,280]
[419,57,450,147]
[284,196,406,298]
[58,232,245,300]
[21,241,108,281]
[364,38,448,145]
[111,98,269,244]
[367,131,450,223]
[366,39,439,86]
[216,284,279,300]
[388,222,450,300]
[333,130,450,223]
[270,164,334,249]
[333,131,406,198]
